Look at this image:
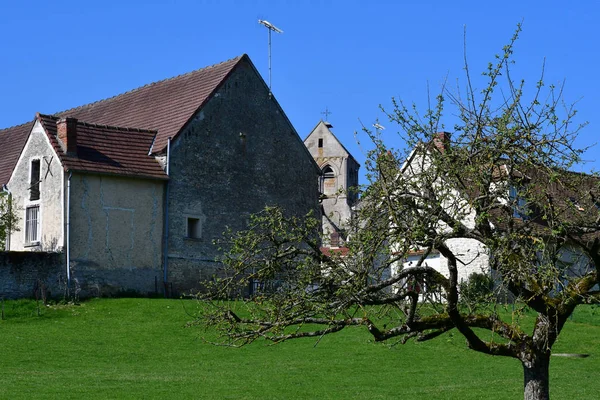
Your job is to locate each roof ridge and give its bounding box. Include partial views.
[0,120,32,132]
[38,113,159,134]
[54,54,245,117]
[78,121,158,134]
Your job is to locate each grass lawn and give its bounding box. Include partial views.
[0,298,598,399]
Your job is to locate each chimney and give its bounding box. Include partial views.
[57,117,78,155]
[433,131,450,153]
[330,231,340,248]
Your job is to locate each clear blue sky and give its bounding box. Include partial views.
[2,1,598,180]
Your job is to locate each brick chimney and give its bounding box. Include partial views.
[433,131,450,153]
[57,117,78,155]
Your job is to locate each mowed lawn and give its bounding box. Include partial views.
[1,299,599,399]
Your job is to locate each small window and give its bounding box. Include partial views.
[318,138,323,148]
[30,159,41,201]
[509,185,528,219]
[25,205,40,244]
[187,217,201,239]
[321,165,336,194]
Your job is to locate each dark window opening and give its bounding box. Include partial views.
[318,138,323,148]
[187,217,201,239]
[321,165,336,194]
[30,159,40,201]
[323,166,334,179]
[509,185,528,219]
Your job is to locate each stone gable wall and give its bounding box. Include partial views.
[7,121,64,252]
[165,60,320,294]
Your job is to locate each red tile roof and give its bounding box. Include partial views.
[0,122,34,186]
[320,247,350,257]
[56,55,244,153]
[38,114,168,180]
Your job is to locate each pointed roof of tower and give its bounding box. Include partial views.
[304,120,359,166]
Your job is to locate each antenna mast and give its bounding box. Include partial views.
[258,19,283,95]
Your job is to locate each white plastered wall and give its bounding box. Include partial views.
[7,121,64,251]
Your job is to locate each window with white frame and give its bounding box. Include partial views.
[25,205,40,244]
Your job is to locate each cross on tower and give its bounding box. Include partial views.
[321,107,332,121]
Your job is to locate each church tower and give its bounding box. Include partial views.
[304,120,360,247]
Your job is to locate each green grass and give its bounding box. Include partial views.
[0,299,598,399]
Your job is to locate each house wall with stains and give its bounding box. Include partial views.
[165,60,320,294]
[7,121,64,252]
[68,174,164,296]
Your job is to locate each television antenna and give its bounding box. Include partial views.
[258,19,283,96]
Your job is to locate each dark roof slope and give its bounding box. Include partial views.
[0,122,34,186]
[0,55,244,185]
[56,55,244,153]
[38,114,167,180]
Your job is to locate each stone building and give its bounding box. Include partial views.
[5,114,167,296]
[0,54,320,296]
[304,120,360,247]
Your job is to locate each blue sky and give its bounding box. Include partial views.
[1,1,598,180]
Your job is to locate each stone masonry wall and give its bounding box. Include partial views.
[303,122,359,243]
[0,252,64,299]
[165,60,320,294]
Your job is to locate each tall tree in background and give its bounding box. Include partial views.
[200,25,599,400]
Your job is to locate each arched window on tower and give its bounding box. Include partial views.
[321,165,336,195]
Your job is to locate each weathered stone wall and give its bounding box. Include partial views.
[165,60,320,294]
[304,122,359,242]
[68,173,165,296]
[7,120,64,252]
[0,249,164,299]
[0,252,64,299]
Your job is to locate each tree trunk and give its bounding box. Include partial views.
[522,352,550,400]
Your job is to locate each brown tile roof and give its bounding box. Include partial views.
[38,114,168,180]
[0,54,244,185]
[320,247,350,257]
[0,122,34,186]
[404,137,600,241]
[490,166,600,234]
[56,55,244,153]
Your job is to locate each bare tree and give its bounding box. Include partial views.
[199,25,599,400]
